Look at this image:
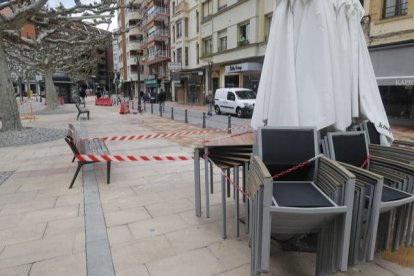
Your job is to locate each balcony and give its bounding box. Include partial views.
[142,28,169,46]
[144,50,170,65]
[173,1,189,17]
[141,6,169,29]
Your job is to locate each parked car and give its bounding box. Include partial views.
[214,88,256,118]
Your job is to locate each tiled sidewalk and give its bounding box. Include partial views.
[0,98,413,276]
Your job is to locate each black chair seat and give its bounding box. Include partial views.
[273,182,334,208]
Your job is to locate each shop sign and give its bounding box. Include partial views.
[168,62,182,71]
[225,62,262,73]
[395,79,414,86]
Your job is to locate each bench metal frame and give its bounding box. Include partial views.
[65,124,110,188]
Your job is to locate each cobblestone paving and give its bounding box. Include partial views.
[0,127,67,148]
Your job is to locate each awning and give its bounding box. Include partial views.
[370,43,414,86]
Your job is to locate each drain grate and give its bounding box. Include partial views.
[0,171,14,185]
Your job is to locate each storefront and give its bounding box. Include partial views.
[370,43,414,126]
[171,71,204,105]
[224,62,262,93]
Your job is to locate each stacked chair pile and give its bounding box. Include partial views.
[323,131,414,264]
[246,124,414,275]
[247,127,355,275]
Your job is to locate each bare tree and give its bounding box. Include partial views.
[0,0,117,130]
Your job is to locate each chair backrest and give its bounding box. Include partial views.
[256,127,318,181]
[328,131,369,167]
[363,121,381,145]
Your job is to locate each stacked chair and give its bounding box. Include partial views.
[325,131,414,263]
[247,127,355,275]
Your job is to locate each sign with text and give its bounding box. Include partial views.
[225,62,262,73]
[168,62,182,71]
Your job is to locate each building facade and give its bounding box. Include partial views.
[140,0,171,100]
[364,0,414,126]
[116,0,275,105]
[172,0,274,105]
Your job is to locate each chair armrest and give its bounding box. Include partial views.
[247,155,272,196]
[370,155,414,176]
[338,162,384,185]
[316,156,355,203]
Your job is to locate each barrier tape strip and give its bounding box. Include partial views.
[360,155,371,169]
[272,154,322,180]
[84,125,252,142]
[221,170,250,198]
[203,130,254,145]
[75,154,193,162]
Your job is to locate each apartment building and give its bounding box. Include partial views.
[169,0,274,105]
[117,0,145,98]
[364,0,414,126]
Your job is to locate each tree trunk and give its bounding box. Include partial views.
[0,34,23,131]
[44,67,58,109]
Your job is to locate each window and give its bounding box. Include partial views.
[218,30,227,52]
[185,18,188,37]
[172,26,176,42]
[383,0,408,18]
[203,38,212,55]
[202,0,213,21]
[265,14,272,42]
[172,1,176,14]
[239,22,250,46]
[196,11,199,33]
[196,43,200,64]
[218,0,228,11]
[185,47,189,66]
[176,20,182,39]
[227,92,235,101]
[177,48,182,63]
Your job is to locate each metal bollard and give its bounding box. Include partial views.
[202,112,206,128]
[227,115,232,134]
[171,107,174,120]
[151,104,153,114]
[185,109,188,123]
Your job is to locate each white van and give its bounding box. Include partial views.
[214,88,256,118]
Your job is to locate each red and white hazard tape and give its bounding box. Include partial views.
[272,154,322,180]
[75,154,193,162]
[86,125,252,142]
[203,130,254,145]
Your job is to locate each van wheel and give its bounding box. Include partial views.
[236,108,242,118]
[215,106,221,115]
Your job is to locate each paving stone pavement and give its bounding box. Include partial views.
[0,97,413,276]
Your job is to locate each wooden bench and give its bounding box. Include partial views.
[76,103,90,120]
[65,124,111,188]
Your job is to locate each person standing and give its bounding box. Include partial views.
[79,88,87,107]
[206,92,214,116]
[158,89,166,112]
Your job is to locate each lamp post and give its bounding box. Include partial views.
[136,55,142,113]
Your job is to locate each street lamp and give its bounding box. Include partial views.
[136,55,142,113]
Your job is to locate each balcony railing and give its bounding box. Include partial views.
[145,50,170,65]
[238,39,250,47]
[141,7,169,27]
[383,2,408,18]
[142,28,169,46]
